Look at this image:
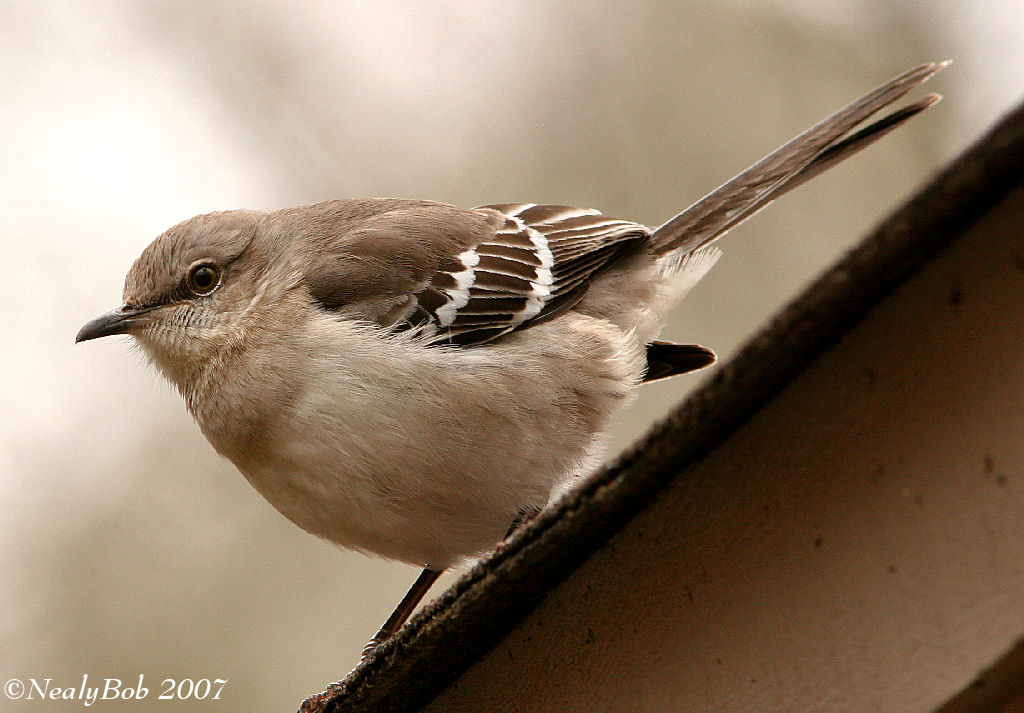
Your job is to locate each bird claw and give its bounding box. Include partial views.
[359,629,387,662]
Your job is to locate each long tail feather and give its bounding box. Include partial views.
[651,61,948,255]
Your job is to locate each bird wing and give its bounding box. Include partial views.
[304,200,649,346]
[412,203,647,345]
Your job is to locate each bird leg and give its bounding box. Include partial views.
[361,567,443,659]
[360,507,542,659]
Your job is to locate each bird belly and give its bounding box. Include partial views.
[202,312,646,568]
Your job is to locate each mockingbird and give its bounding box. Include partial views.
[77,62,945,655]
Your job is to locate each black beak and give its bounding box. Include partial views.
[76,305,156,343]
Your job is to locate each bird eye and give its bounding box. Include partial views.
[186,263,220,295]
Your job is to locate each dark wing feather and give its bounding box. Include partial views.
[303,199,650,347]
[410,203,648,346]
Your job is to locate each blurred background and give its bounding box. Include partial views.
[2,1,1021,711]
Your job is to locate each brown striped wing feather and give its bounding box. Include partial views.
[403,203,648,346]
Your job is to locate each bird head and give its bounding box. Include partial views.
[76,210,269,386]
